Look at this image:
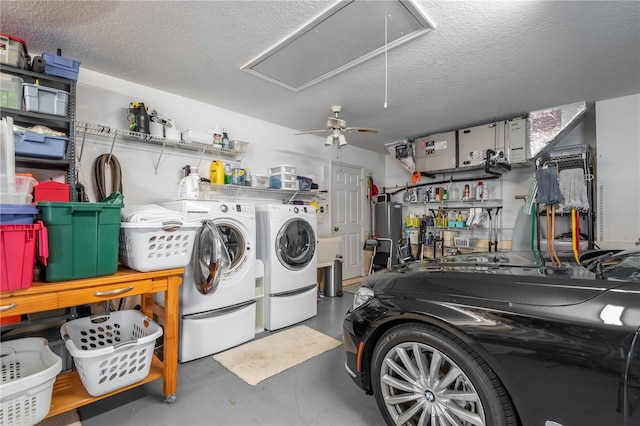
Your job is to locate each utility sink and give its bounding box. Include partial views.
[317,237,341,268]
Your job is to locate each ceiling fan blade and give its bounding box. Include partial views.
[344,127,379,134]
[294,129,329,135]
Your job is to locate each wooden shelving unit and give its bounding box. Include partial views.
[0,267,184,416]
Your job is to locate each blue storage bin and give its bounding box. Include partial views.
[0,204,38,224]
[297,176,312,191]
[14,131,69,159]
[42,52,80,81]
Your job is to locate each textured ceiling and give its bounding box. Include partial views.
[2,1,639,153]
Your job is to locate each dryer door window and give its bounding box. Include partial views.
[193,220,231,295]
[217,222,248,275]
[276,218,316,271]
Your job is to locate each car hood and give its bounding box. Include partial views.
[367,251,624,307]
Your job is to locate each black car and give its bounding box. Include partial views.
[343,248,640,426]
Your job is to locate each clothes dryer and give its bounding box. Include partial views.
[162,200,256,362]
[256,204,317,331]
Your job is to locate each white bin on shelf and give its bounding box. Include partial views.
[60,310,163,397]
[0,337,62,426]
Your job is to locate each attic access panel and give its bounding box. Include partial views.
[241,0,434,92]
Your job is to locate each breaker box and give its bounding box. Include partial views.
[414,131,457,172]
[506,117,527,164]
[458,122,506,167]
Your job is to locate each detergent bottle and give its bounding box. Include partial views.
[209,160,224,185]
[178,166,200,199]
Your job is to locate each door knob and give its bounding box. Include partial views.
[334,226,339,232]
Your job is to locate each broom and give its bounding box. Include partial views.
[558,168,589,264]
[535,167,564,266]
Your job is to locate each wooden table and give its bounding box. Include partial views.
[0,266,183,417]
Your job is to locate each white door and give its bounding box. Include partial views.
[331,162,362,279]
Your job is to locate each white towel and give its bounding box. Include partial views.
[121,204,186,223]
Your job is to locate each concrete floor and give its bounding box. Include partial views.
[78,293,385,426]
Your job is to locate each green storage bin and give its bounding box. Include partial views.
[37,202,123,282]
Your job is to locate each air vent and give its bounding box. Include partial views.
[241,0,434,92]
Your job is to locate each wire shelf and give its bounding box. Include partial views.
[76,122,248,156]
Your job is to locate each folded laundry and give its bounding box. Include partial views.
[121,204,186,223]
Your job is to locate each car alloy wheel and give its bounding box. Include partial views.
[371,324,517,426]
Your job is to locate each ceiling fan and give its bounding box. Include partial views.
[294,105,379,147]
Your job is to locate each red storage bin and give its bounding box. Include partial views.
[34,181,70,202]
[0,221,48,291]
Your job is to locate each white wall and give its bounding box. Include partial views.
[595,93,640,248]
[74,69,386,237]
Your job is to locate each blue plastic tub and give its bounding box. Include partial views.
[42,52,80,81]
[14,131,68,159]
[0,204,38,224]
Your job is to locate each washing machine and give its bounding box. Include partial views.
[162,200,256,362]
[256,204,318,331]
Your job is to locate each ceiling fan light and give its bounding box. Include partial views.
[338,134,347,147]
[325,135,334,146]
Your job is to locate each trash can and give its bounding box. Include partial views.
[325,255,343,297]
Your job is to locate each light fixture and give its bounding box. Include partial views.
[325,135,334,146]
[338,134,347,147]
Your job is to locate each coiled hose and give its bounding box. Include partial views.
[94,154,123,200]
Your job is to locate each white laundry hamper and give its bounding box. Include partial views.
[60,310,163,397]
[0,337,62,426]
[119,221,201,272]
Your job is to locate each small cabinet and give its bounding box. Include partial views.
[1,65,77,200]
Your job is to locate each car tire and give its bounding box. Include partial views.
[371,323,517,426]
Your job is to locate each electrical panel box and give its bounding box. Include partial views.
[507,117,527,164]
[458,122,505,167]
[414,131,457,172]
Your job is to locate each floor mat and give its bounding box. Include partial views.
[342,283,361,294]
[212,325,341,386]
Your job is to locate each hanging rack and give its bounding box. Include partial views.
[534,144,595,250]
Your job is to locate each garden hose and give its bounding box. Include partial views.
[94,154,123,200]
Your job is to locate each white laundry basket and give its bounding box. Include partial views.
[0,337,62,426]
[119,221,200,272]
[60,310,163,397]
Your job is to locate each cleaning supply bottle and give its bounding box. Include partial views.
[245,166,252,186]
[178,166,200,199]
[134,102,150,134]
[212,126,223,148]
[231,159,245,185]
[209,160,224,185]
[463,184,470,201]
[476,181,483,200]
[224,163,232,184]
[222,130,230,150]
[449,182,460,202]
